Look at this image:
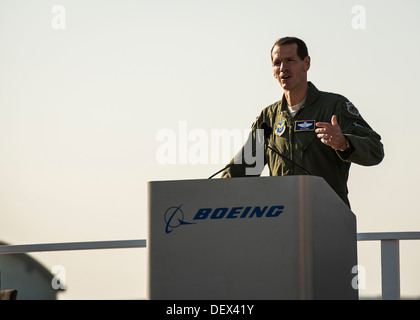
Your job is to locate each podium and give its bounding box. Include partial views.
[148,176,358,300]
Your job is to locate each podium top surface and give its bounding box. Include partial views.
[148,175,354,217]
[149,174,321,185]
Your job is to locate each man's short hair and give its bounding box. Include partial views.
[271,37,308,61]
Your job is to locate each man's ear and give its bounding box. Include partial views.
[304,56,311,72]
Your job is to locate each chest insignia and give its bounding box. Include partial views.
[275,120,286,136]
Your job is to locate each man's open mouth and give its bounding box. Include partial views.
[281,74,291,80]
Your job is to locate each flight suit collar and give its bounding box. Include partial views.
[280,81,320,113]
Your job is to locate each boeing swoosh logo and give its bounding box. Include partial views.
[164,204,195,234]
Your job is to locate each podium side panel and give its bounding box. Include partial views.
[308,177,358,300]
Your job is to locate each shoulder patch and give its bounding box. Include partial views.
[345,102,360,116]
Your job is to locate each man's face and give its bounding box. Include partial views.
[271,43,310,91]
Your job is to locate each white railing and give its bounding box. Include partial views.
[0,239,146,254]
[357,232,420,300]
[1,232,420,300]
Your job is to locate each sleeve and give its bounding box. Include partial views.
[336,100,384,166]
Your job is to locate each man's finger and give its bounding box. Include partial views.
[316,121,333,129]
[331,114,339,127]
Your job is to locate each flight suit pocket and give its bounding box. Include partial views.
[299,131,317,153]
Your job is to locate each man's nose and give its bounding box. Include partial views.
[279,62,288,72]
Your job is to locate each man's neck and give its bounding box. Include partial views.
[284,83,309,106]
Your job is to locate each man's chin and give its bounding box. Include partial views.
[280,82,293,90]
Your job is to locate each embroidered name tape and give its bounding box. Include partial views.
[294,120,315,132]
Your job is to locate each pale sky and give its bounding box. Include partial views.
[0,0,419,299]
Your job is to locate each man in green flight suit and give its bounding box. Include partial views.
[221,37,384,207]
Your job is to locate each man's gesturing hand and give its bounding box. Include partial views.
[315,115,348,151]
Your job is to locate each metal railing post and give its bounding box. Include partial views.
[381,239,400,300]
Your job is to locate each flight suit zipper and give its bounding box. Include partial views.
[290,107,305,175]
[289,122,294,174]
